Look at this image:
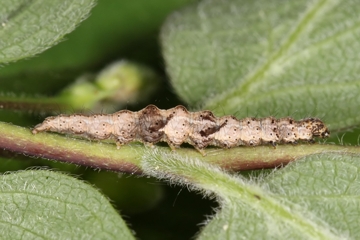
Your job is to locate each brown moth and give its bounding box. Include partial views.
[32,105,330,155]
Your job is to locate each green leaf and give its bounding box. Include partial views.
[0,0,194,81]
[0,0,96,64]
[161,0,360,130]
[142,150,360,239]
[263,153,360,239]
[0,170,135,239]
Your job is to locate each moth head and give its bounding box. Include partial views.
[308,118,330,138]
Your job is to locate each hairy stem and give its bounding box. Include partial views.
[0,121,357,172]
[142,151,339,239]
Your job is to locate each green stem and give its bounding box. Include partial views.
[142,150,339,239]
[0,95,69,112]
[0,121,359,172]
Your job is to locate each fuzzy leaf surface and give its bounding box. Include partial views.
[142,150,360,239]
[0,0,95,63]
[263,153,360,239]
[162,0,360,130]
[0,170,134,239]
[199,154,360,239]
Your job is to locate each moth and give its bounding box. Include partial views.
[32,105,330,155]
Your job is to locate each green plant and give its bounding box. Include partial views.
[1,0,360,239]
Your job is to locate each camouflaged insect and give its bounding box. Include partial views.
[32,105,330,155]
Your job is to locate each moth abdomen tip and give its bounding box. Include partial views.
[31,123,44,134]
[31,105,329,154]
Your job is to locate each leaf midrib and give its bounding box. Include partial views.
[273,194,360,199]
[197,169,339,239]
[204,0,331,110]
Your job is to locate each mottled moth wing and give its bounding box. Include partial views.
[32,105,330,155]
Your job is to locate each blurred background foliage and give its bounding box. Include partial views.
[2,0,357,239]
[0,0,218,239]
